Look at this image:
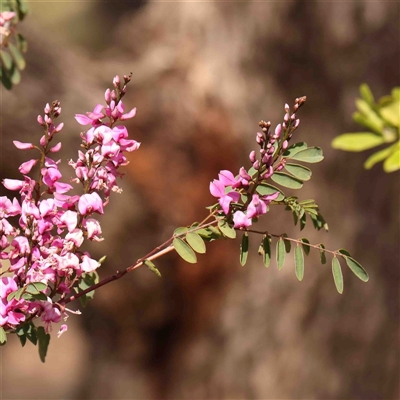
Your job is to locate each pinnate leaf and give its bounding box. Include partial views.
[271,172,303,189]
[285,163,312,181]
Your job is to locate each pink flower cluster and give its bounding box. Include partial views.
[0,75,139,333]
[210,102,302,228]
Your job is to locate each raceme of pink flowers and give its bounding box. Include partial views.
[0,76,139,335]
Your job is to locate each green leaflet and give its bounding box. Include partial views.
[283,142,308,158]
[173,237,197,264]
[318,244,326,264]
[332,132,387,152]
[271,172,303,189]
[364,142,399,170]
[144,259,161,278]
[186,232,206,254]
[8,42,26,70]
[294,245,304,281]
[380,100,400,127]
[284,163,312,181]
[383,146,400,172]
[276,238,285,270]
[218,220,236,239]
[0,51,13,70]
[262,235,271,267]
[344,256,369,282]
[332,257,344,294]
[240,233,249,266]
[290,147,324,163]
[300,238,310,255]
[0,327,6,345]
[37,327,50,363]
[360,83,375,106]
[256,183,285,201]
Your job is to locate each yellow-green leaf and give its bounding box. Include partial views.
[186,232,206,254]
[332,132,386,152]
[173,238,197,264]
[332,257,344,294]
[294,245,304,281]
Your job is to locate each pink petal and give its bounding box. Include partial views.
[13,141,34,150]
[19,159,38,174]
[3,179,24,191]
[74,114,93,125]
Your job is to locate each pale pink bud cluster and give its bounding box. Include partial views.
[209,100,303,228]
[0,76,139,334]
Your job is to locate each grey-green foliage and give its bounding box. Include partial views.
[1,0,29,89]
[332,84,400,173]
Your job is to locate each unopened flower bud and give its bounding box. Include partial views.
[113,75,121,87]
[284,103,290,113]
[282,122,287,129]
[268,146,275,155]
[44,115,52,124]
[44,103,51,114]
[262,154,272,166]
[111,90,117,101]
[249,150,256,163]
[282,140,288,150]
[104,88,111,103]
[37,115,45,126]
[276,162,284,171]
[40,135,46,146]
[274,124,282,138]
[284,113,289,122]
[294,119,300,128]
[290,113,296,121]
[263,166,273,179]
[260,149,266,156]
[253,160,260,170]
[121,85,127,94]
[293,103,299,112]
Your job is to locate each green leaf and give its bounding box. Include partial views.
[364,142,399,169]
[37,327,50,363]
[262,235,271,267]
[290,147,324,163]
[17,33,28,53]
[26,282,47,294]
[22,292,47,301]
[0,66,12,90]
[186,232,206,254]
[218,220,236,239]
[344,256,369,282]
[144,259,161,278]
[174,227,189,236]
[271,172,303,189]
[332,257,344,294]
[294,245,304,281]
[173,237,197,264]
[284,163,312,181]
[360,84,375,106]
[300,213,307,231]
[256,183,285,201]
[0,327,6,345]
[240,233,249,266]
[318,244,326,264]
[299,199,316,205]
[383,146,400,172]
[283,142,308,158]
[7,287,24,302]
[332,132,386,152]
[282,234,291,253]
[392,87,400,101]
[25,323,38,345]
[338,249,351,257]
[9,64,21,85]
[380,101,400,127]
[276,238,285,270]
[300,238,310,255]
[8,42,26,70]
[1,51,13,70]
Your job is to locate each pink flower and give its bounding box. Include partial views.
[209,179,240,214]
[3,179,24,191]
[84,218,103,241]
[233,211,252,228]
[218,170,240,188]
[75,104,105,126]
[59,210,78,232]
[78,193,104,215]
[246,194,267,219]
[13,141,34,150]
[81,255,99,273]
[19,159,38,175]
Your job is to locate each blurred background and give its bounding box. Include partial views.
[1,1,399,399]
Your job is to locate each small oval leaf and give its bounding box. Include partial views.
[262,235,271,267]
[284,163,312,181]
[144,259,162,277]
[294,245,304,281]
[173,238,197,264]
[344,256,369,282]
[271,172,303,189]
[318,244,326,264]
[291,147,324,163]
[256,183,285,201]
[186,232,206,254]
[218,220,236,239]
[240,233,249,266]
[300,238,311,255]
[332,257,344,294]
[276,238,285,270]
[0,327,6,345]
[332,132,386,152]
[283,142,308,158]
